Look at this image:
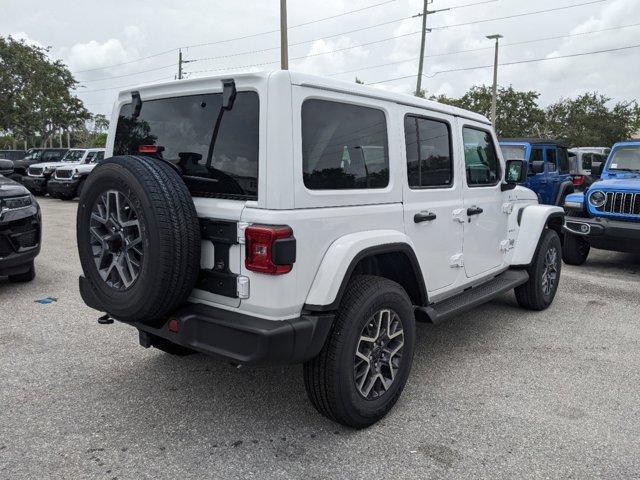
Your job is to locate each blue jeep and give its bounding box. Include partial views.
[500,138,574,205]
[562,140,640,265]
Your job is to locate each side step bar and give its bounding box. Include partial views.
[417,269,529,325]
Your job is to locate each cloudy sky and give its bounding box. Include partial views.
[2,0,638,115]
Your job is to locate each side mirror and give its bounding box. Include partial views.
[505,159,526,184]
[222,79,237,110]
[529,160,545,175]
[591,162,603,177]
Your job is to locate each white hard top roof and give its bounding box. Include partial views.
[118,70,491,125]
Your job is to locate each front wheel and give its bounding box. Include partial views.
[515,229,562,311]
[562,233,590,265]
[303,275,416,428]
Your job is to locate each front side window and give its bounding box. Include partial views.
[43,150,63,161]
[462,127,500,186]
[25,150,43,161]
[62,150,86,162]
[115,91,259,199]
[404,116,452,188]
[302,99,389,190]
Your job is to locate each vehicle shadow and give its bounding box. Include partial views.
[83,294,526,444]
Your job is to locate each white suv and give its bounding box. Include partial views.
[76,71,564,428]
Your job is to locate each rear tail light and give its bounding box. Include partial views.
[245,225,296,275]
[572,175,585,186]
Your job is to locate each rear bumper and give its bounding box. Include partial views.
[47,178,79,197]
[564,216,640,253]
[22,176,48,194]
[79,276,334,364]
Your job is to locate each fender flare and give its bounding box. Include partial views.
[554,180,575,206]
[304,230,427,312]
[511,205,565,266]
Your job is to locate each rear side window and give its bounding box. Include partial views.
[302,99,389,190]
[462,127,500,186]
[581,153,593,170]
[404,116,452,188]
[546,149,557,172]
[115,91,259,200]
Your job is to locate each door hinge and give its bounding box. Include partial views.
[502,202,514,214]
[449,253,464,268]
[237,222,249,244]
[237,275,250,299]
[452,209,466,224]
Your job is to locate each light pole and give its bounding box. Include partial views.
[280,0,289,70]
[486,34,503,126]
[415,1,449,97]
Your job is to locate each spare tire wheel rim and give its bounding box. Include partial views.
[354,308,405,400]
[89,189,144,290]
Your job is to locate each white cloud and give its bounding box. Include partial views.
[59,37,139,72]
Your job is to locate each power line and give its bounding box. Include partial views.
[328,21,640,76]
[76,76,175,94]
[76,63,176,83]
[188,0,608,69]
[71,48,177,74]
[365,42,640,85]
[430,0,607,30]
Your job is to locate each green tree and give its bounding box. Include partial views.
[0,36,89,146]
[433,85,545,138]
[545,93,634,146]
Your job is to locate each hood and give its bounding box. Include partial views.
[589,178,640,193]
[0,174,30,197]
[30,161,81,170]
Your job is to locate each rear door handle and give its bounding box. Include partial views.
[467,207,483,216]
[414,211,437,223]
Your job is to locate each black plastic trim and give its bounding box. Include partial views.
[196,270,238,298]
[304,242,428,312]
[132,303,334,364]
[200,218,238,244]
[272,236,297,265]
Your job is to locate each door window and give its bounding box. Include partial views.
[302,99,389,190]
[559,148,570,174]
[462,127,500,186]
[43,150,62,161]
[404,116,452,188]
[546,149,557,172]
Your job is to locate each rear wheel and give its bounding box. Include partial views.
[77,155,201,326]
[562,233,590,265]
[515,229,562,310]
[303,275,415,428]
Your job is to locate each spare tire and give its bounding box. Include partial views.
[77,155,201,327]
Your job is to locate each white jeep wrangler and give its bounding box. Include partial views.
[77,71,564,428]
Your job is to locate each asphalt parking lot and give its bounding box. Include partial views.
[1,197,639,479]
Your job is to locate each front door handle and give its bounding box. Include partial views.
[414,211,437,223]
[467,207,484,216]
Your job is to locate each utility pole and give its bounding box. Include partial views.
[486,34,503,126]
[415,1,449,97]
[280,0,289,70]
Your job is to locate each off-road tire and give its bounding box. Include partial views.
[562,233,590,266]
[8,262,35,283]
[303,275,416,429]
[515,229,562,310]
[77,155,200,327]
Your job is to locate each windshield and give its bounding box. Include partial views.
[114,91,259,199]
[500,145,526,161]
[62,150,86,162]
[609,146,640,171]
[24,150,43,161]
